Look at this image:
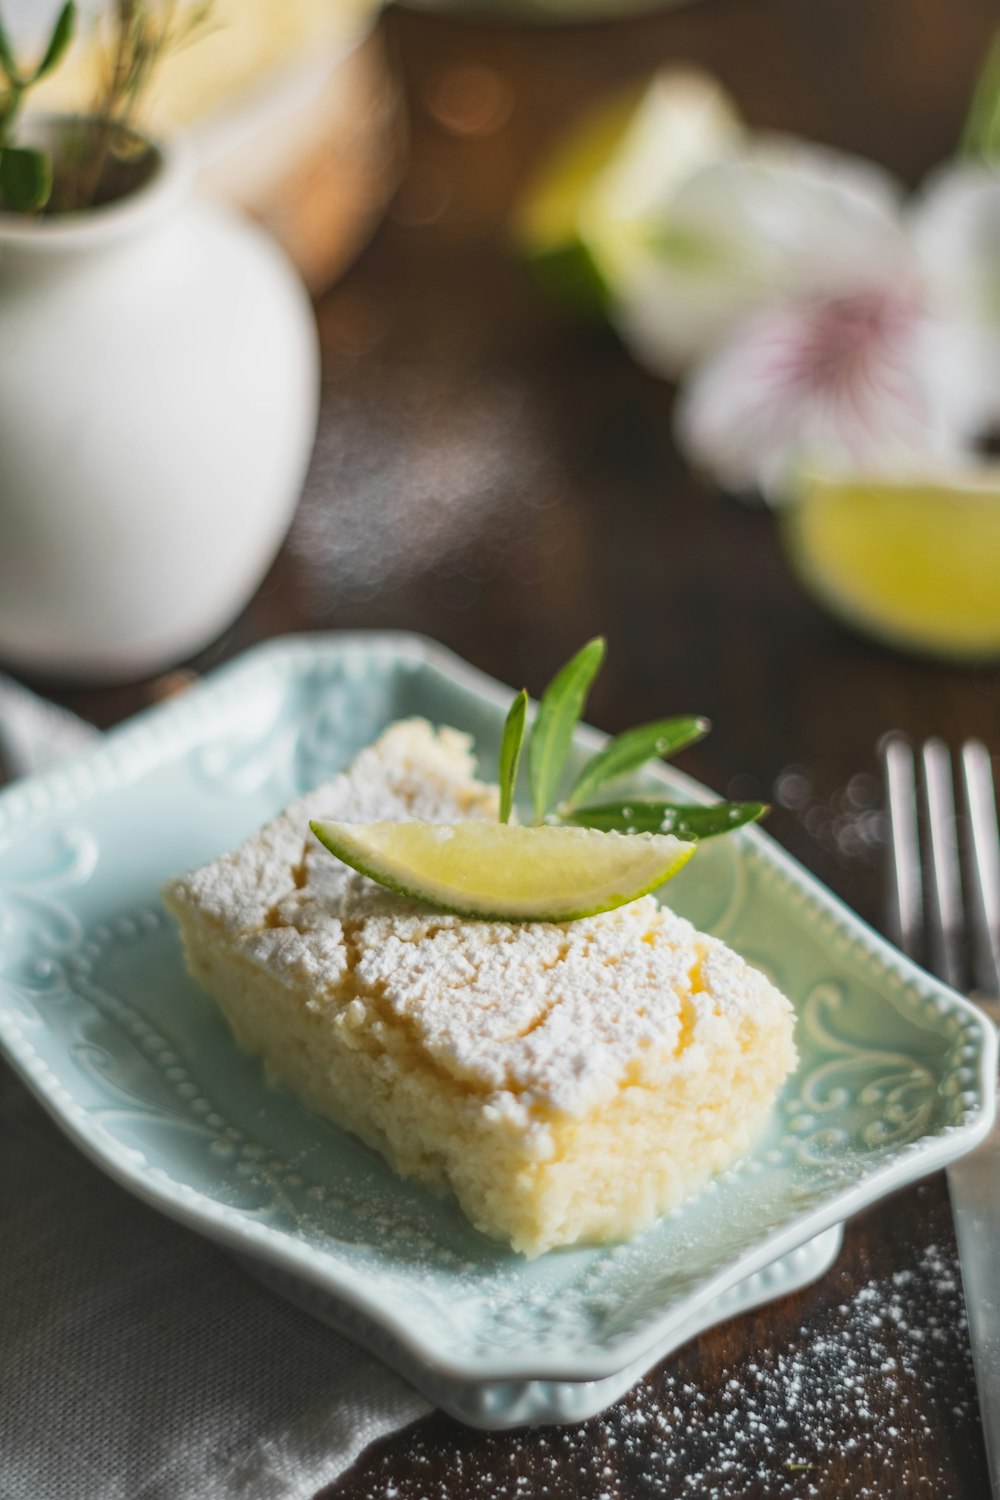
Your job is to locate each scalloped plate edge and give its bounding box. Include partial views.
[0,631,995,1388]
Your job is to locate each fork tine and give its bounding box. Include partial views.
[881,734,923,963]
[962,740,1000,999]
[922,739,965,993]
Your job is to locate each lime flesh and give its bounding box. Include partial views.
[309,820,695,923]
[781,470,1000,660]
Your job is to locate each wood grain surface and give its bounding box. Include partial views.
[38,0,1000,1493]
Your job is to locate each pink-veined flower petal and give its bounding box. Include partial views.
[675,287,964,495]
[589,140,910,379]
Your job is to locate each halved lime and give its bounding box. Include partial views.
[780,469,1000,660]
[309,820,695,923]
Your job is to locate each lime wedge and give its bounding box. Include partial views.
[309,820,695,923]
[780,470,1000,660]
[513,87,640,314]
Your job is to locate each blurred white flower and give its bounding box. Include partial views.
[580,70,745,375]
[581,69,908,381]
[910,162,1000,439]
[675,283,958,494]
[577,68,1000,493]
[585,69,744,230]
[672,157,1000,493]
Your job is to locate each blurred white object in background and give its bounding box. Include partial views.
[669,150,1000,492]
[0,122,320,681]
[581,71,744,375]
[585,84,911,383]
[570,68,1000,494]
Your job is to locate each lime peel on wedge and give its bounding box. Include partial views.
[309,820,695,924]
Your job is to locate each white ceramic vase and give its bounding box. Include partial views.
[0,119,320,682]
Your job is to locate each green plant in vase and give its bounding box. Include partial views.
[0,0,214,216]
[0,2,75,210]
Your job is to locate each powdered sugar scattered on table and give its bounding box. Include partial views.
[340,1230,979,1500]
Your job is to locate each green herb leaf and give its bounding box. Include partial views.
[0,14,19,82]
[0,145,53,212]
[498,688,528,825]
[565,715,710,809]
[961,27,1000,164]
[33,0,76,83]
[0,93,19,142]
[561,799,767,841]
[527,636,606,822]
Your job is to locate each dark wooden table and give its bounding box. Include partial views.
[41,0,1000,1493]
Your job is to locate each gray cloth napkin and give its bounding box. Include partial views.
[0,674,430,1500]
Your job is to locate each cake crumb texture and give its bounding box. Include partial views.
[163,718,797,1256]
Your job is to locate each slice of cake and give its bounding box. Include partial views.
[163,719,796,1256]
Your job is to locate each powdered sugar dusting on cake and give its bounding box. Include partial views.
[165,719,794,1119]
[171,720,497,933]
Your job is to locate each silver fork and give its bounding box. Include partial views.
[882,734,1000,1495]
[884,738,1000,1010]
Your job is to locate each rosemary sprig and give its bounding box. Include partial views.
[500,640,767,841]
[563,716,710,810]
[0,1,216,217]
[527,636,605,823]
[498,689,528,825]
[560,799,768,842]
[71,0,215,212]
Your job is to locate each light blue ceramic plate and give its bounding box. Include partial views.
[0,633,994,1428]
